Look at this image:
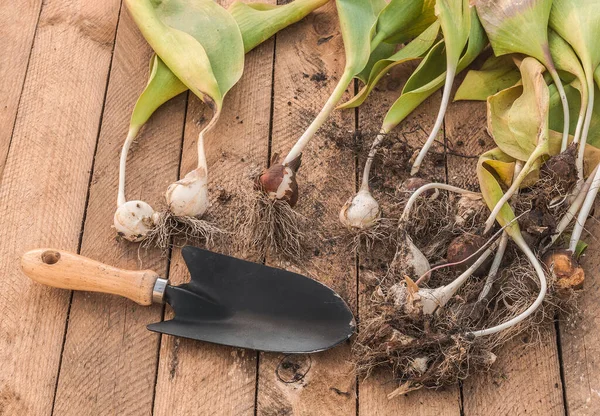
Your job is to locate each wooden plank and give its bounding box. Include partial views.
[561,217,600,415]
[0,0,121,414]
[51,7,187,415]
[0,0,43,179]
[256,3,357,415]
[445,76,565,415]
[152,0,275,414]
[356,60,460,414]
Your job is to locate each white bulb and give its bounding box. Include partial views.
[165,167,209,217]
[114,200,156,242]
[339,190,381,229]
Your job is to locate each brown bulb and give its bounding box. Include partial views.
[542,250,584,290]
[446,234,492,277]
[256,154,301,207]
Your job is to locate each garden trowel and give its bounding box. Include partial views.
[21,246,355,353]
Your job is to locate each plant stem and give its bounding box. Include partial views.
[478,161,523,301]
[284,71,355,164]
[575,69,596,185]
[117,125,141,207]
[401,182,478,221]
[548,68,570,153]
[360,129,388,192]
[411,66,456,175]
[569,162,600,252]
[471,233,547,337]
[543,165,598,253]
[484,144,547,234]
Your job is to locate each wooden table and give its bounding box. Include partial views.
[1,1,599,415]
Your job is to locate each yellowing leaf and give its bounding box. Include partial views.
[473,0,552,62]
[125,0,245,111]
[130,55,188,132]
[487,58,549,161]
[454,55,521,101]
[228,0,329,53]
[477,151,520,235]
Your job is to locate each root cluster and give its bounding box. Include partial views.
[237,189,312,262]
[355,159,581,392]
[143,211,225,251]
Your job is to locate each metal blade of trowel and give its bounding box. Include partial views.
[147,246,355,353]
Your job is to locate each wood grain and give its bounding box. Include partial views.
[256,3,357,415]
[49,7,187,415]
[561,216,600,415]
[445,76,565,415]
[152,1,275,414]
[0,0,121,414]
[0,0,43,179]
[20,248,160,305]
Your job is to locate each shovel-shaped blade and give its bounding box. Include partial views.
[147,246,355,353]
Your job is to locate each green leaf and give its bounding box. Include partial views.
[473,0,552,64]
[574,239,588,258]
[550,0,600,74]
[454,55,521,101]
[339,21,441,109]
[371,0,436,46]
[355,41,397,84]
[130,55,188,131]
[436,0,471,70]
[125,0,245,112]
[381,8,486,133]
[336,0,381,76]
[228,0,329,53]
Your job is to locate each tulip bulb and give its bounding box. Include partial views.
[339,189,381,229]
[257,155,301,206]
[165,167,209,217]
[114,200,157,242]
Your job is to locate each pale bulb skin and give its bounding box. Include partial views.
[339,190,381,229]
[165,167,209,217]
[114,200,156,242]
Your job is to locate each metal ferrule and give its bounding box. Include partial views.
[152,278,169,303]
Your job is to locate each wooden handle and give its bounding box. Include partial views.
[21,249,161,306]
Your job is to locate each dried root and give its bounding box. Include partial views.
[238,189,311,262]
[142,211,225,251]
[341,217,399,253]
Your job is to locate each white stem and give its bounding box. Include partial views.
[543,165,598,252]
[196,110,220,172]
[478,231,509,302]
[569,162,600,252]
[401,183,477,221]
[411,66,455,176]
[570,86,588,149]
[421,241,499,314]
[284,71,354,164]
[550,69,570,153]
[575,70,595,184]
[117,126,141,207]
[360,130,388,192]
[478,161,523,301]
[471,233,547,337]
[484,145,546,234]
